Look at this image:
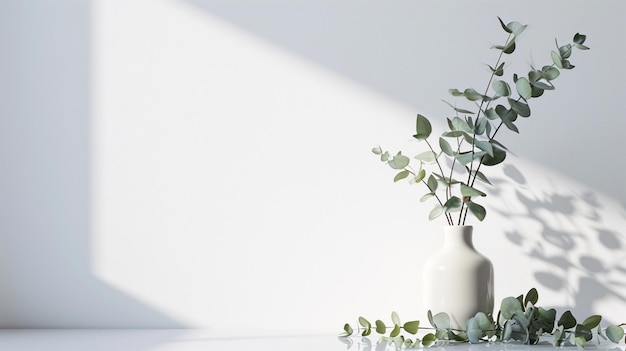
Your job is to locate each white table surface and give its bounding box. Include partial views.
[0,330,622,351]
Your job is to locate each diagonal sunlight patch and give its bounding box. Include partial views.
[90,0,416,332]
[90,0,626,333]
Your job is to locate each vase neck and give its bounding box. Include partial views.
[443,225,475,249]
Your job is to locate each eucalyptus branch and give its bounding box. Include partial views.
[372,17,589,225]
[480,33,512,114]
[341,288,625,348]
[424,139,448,192]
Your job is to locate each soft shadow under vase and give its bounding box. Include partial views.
[422,225,494,330]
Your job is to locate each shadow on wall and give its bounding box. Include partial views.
[494,164,626,324]
[0,0,181,327]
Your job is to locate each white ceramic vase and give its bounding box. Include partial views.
[422,225,494,330]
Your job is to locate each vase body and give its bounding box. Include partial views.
[422,225,494,330]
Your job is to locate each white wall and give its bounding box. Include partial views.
[1,0,625,334]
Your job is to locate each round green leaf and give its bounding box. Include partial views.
[507,21,527,36]
[429,206,444,220]
[484,107,498,120]
[535,307,556,334]
[481,146,506,166]
[422,333,437,347]
[559,44,573,59]
[474,140,494,157]
[391,311,401,326]
[449,116,473,132]
[390,324,401,337]
[558,310,577,329]
[574,33,587,45]
[461,184,486,197]
[508,98,530,117]
[467,201,486,221]
[575,43,590,50]
[432,312,451,330]
[502,39,516,54]
[456,151,486,165]
[473,312,494,336]
[467,316,484,343]
[371,146,382,155]
[388,152,410,169]
[442,130,466,138]
[530,80,554,90]
[414,114,432,141]
[375,320,386,334]
[463,88,483,101]
[516,77,532,100]
[606,325,625,343]
[542,65,560,80]
[531,86,544,98]
[343,323,353,336]
[415,151,437,163]
[443,196,463,213]
[359,316,371,328]
[439,137,455,156]
[582,315,602,329]
[501,296,523,319]
[393,170,410,182]
[561,59,574,70]
[473,170,491,185]
[474,116,488,135]
[403,321,420,335]
[413,169,426,183]
[528,70,543,82]
[427,310,435,326]
[492,80,511,96]
[524,287,539,306]
[551,51,563,69]
[420,193,434,203]
[380,151,389,162]
[448,88,464,96]
[427,174,438,192]
[495,104,517,122]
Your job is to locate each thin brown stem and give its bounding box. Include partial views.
[458,33,512,225]
[422,180,453,226]
[424,139,454,224]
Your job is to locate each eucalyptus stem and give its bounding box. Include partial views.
[425,139,454,224]
[343,288,625,347]
[459,33,511,225]
[461,121,505,225]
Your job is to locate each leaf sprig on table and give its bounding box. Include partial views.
[340,288,625,349]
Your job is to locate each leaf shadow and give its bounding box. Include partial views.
[492,164,626,325]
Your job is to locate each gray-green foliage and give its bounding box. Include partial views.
[372,18,589,225]
[340,288,626,348]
